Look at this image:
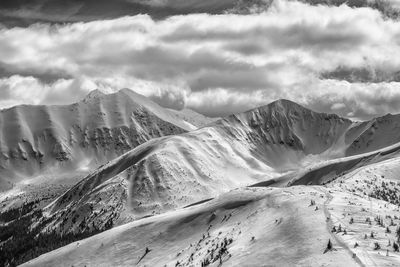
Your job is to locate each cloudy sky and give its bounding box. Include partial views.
[1,0,400,120]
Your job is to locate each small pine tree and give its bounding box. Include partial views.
[396,227,400,242]
[394,242,399,252]
[327,239,332,250]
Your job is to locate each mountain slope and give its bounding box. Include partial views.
[0,88,210,190]
[42,99,387,234]
[22,186,360,267]
[24,167,400,267]
[346,113,400,156]
[43,99,400,235]
[218,99,354,167]
[289,141,400,186]
[6,97,400,265]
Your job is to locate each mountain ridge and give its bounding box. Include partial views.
[0,88,212,190]
[37,94,400,236]
[3,92,400,266]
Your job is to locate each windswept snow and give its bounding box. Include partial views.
[22,186,359,267]
[290,141,400,186]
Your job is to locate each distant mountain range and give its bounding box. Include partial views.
[3,88,400,266]
[8,90,398,236]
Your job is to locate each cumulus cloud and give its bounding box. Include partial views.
[0,0,400,120]
[301,79,400,119]
[0,75,96,108]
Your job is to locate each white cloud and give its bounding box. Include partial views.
[0,0,400,119]
[0,75,95,108]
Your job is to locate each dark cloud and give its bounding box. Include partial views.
[188,68,277,92]
[0,62,73,83]
[1,0,398,28]
[0,0,238,27]
[224,42,267,55]
[161,16,366,53]
[269,22,367,51]
[321,66,400,83]
[90,45,271,91]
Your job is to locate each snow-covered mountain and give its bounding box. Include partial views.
[0,88,213,190]
[4,94,400,266]
[346,113,400,156]
[39,99,400,236]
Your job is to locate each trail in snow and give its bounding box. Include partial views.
[317,187,367,267]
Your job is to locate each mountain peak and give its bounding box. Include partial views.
[270,98,297,105]
[118,88,145,97]
[261,99,350,122]
[243,98,311,117]
[83,89,105,101]
[117,88,153,103]
[267,98,304,110]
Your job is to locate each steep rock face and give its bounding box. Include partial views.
[346,114,400,156]
[0,89,210,187]
[216,99,354,168]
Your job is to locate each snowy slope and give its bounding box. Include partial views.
[289,141,400,186]
[346,114,400,156]
[8,97,400,266]
[24,159,400,267]
[41,126,275,234]
[41,99,389,234]
[167,108,217,130]
[0,88,211,190]
[25,158,400,267]
[22,186,359,267]
[218,99,355,167]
